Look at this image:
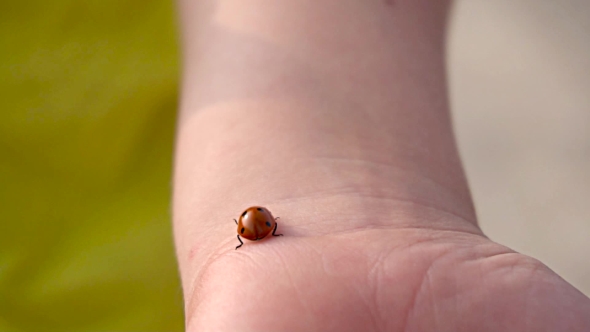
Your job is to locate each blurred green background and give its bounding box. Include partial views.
[0,0,183,331]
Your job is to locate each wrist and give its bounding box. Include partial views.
[173,101,479,287]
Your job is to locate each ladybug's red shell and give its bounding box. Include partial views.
[237,206,276,241]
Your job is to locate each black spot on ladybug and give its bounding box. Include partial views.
[257,208,263,212]
[266,221,271,227]
[241,210,247,217]
[240,227,245,234]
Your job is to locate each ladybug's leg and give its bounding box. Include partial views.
[234,218,238,225]
[235,235,244,250]
[272,222,283,237]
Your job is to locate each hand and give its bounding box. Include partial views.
[178,173,590,331]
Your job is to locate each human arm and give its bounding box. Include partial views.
[173,1,590,330]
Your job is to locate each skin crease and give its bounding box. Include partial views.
[173,1,590,331]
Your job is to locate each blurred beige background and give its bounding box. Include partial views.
[448,0,590,296]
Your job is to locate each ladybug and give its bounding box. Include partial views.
[234,206,283,249]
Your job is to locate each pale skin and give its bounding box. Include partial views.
[173,1,590,331]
